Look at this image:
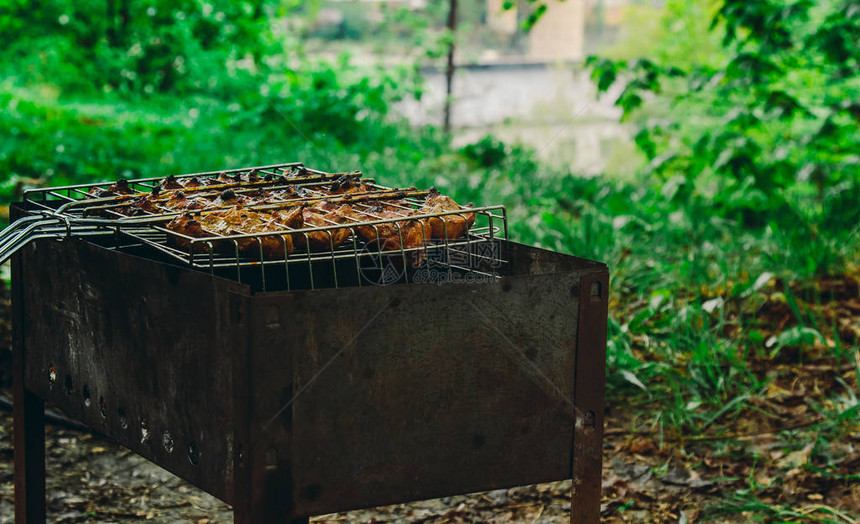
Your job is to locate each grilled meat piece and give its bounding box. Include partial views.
[213,189,246,207]
[210,207,294,259]
[163,191,216,212]
[88,187,116,198]
[166,207,295,258]
[271,205,305,230]
[131,195,161,214]
[217,172,242,184]
[109,179,135,195]
[293,203,357,251]
[159,175,184,191]
[357,219,431,252]
[164,213,216,253]
[268,188,297,202]
[182,176,204,188]
[134,172,477,261]
[352,203,432,252]
[330,174,376,195]
[88,178,135,198]
[421,189,475,240]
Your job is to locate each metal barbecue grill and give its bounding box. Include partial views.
[3,163,508,292]
[7,162,608,524]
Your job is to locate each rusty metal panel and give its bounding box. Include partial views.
[506,241,604,277]
[17,238,250,503]
[247,251,590,517]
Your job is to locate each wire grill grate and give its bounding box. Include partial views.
[13,163,508,291]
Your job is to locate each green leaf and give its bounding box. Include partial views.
[775,326,826,348]
[620,370,649,393]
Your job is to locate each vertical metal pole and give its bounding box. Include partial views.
[12,247,47,523]
[443,0,458,134]
[13,389,45,524]
[570,269,609,524]
[231,293,252,524]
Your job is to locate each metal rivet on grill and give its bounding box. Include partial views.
[265,448,278,470]
[82,384,91,407]
[162,431,175,453]
[265,304,280,328]
[188,441,200,465]
[140,418,150,444]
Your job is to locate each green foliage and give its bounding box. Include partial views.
[0,0,275,96]
[600,0,725,68]
[499,0,549,31]
[586,0,860,239]
[459,135,509,168]
[0,57,425,200]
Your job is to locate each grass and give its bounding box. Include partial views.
[706,493,858,523]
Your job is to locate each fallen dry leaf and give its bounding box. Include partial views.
[628,436,658,455]
[777,441,815,470]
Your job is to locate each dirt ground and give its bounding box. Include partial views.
[0,400,746,524]
[0,279,857,523]
[2,400,855,524]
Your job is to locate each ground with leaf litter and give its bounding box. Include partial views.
[0,276,857,523]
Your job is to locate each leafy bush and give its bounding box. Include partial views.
[0,0,274,96]
[586,0,860,236]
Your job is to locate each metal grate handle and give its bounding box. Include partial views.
[0,213,116,266]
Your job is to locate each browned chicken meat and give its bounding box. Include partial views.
[352,202,432,252]
[420,189,475,240]
[99,172,477,261]
[88,178,135,198]
[270,205,305,231]
[292,202,358,251]
[329,175,376,195]
[159,175,184,191]
[163,191,215,212]
[166,206,294,258]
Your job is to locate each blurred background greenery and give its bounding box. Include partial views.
[1,0,859,517]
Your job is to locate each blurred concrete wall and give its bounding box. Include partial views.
[486,0,586,62]
[486,0,518,34]
[528,0,585,61]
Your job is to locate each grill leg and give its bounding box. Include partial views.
[12,248,47,524]
[13,387,46,523]
[570,271,609,524]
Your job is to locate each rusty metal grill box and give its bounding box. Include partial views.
[9,168,608,523]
